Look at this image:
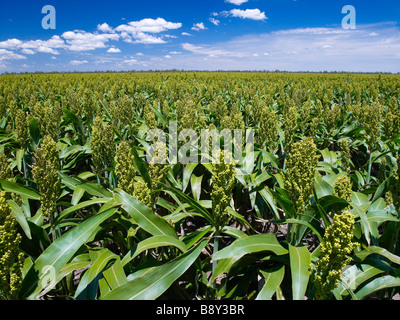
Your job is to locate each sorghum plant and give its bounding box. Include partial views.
[0,153,12,181]
[284,137,319,213]
[31,136,60,219]
[211,150,236,231]
[91,115,116,173]
[333,175,352,202]
[311,210,358,300]
[115,141,136,195]
[14,109,29,149]
[258,104,279,152]
[0,192,24,300]
[340,139,351,172]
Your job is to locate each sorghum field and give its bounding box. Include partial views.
[0,72,400,300]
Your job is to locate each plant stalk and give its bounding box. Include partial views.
[366,151,372,185]
[212,230,220,276]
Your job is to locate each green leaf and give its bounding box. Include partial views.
[225,206,254,231]
[213,233,288,261]
[74,249,118,299]
[354,246,400,265]
[39,259,92,298]
[258,188,280,220]
[367,199,399,223]
[350,192,374,245]
[59,172,112,197]
[78,182,113,198]
[289,244,311,300]
[351,204,374,246]
[121,235,187,267]
[180,225,212,248]
[7,199,32,239]
[63,108,85,143]
[102,258,128,291]
[182,163,197,192]
[114,189,177,238]
[270,189,296,218]
[350,192,370,208]
[159,183,214,225]
[248,170,272,189]
[101,239,208,300]
[210,256,237,284]
[372,177,390,203]
[77,171,96,180]
[337,264,385,296]
[355,275,400,299]
[59,144,90,159]
[29,117,40,145]
[190,174,203,201]
[320,148,338,165]
[55,197,112,224]
[271,218,323,242]
[256,265,285,300]
[314,173,333,198]
[20,207,117,299]
[221,225,248,239]
[71,186,86,206]
[0,180,40,200]
[16,149,24,172]
[261,150,280,169]
[131,146,152,189]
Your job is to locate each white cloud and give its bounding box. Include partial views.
[229,9,267,21]
[123,59,137,65]
[275,28,348,35]
[62,31,119,51]
[192,22,207,31]
[21,36,65,51]
[209,18,220,26]
[36,46,60,54]
[115,18,181,44]
[170,51,182,54]
[225,0,248,5]
[136,52,144,56]
[97,23,114,33]
[182,43,242,57]
[123,32,166,44]
[0,35,66,55]
[21,49,36,55]
[0,17,180,61]
[70,60,88,65]
[165,55,172,59]
[116,18,182,34]
[107,47,121,53]
[0,38,23,49]
[181,24,400,72]
[182,32,193,36]
[0,49,26,61]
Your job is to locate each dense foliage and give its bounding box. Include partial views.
[0,72,400,300]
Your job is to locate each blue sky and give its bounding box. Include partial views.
[0,0,399,73]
